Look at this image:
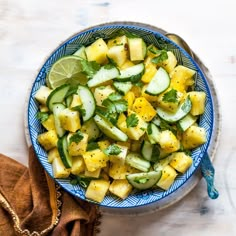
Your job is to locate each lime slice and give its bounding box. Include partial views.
[48,55,87,89]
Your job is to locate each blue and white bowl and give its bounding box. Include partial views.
[27,22,214,209]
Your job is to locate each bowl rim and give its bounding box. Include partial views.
[27,21,214,208]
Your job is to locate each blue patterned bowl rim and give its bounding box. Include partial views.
[28,23,214,208]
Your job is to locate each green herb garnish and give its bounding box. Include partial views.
[104,144,122,156]
[126,113,139,128]
[162,89,178,103]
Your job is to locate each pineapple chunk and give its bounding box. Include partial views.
[117,113,127,133]
[120,60,135,69]
[35,85,52,105]
[52,157,70,178]
[157,165,177,190]
[68,133,88,156]
[109,144,128,164]
[81,119,100,142]
[59,108,81,132]
[84,168,101,178]
[132,97,156,122]
[116,141,131,149]
[85,38,108,64]
[94,85,115,106]
[169,152,193,173]
[141,85,157,102]
[130,86,142,98]
[159,130,180,153]
[83,149,109,172]
[38,130,58,151]
[39,105,49,112]
[170,65,196,92]
[124,91,135,109]
[160,51,177,73]
[71,156,85,175]
[48,147,60,163]
[109,162,138,179]
[109,179,133,199]
[188,91,206,116]
[42,114,56,131]
[97,140,110,151]
[107,45,128,67]
[141,62,157,83]
[85,179,110,203]
[107,35,128,48]
[70,94,82,108]
[182,126,207,149]
[130,140,142,152]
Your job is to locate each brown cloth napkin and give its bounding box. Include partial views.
[0,147,101,236]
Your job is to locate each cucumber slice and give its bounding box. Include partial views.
[73,46,87,59]
[153,155,174,172]
[113,81,132,95]
[141,140,160,162]
[57,135,72,168]
[77,85,95,122]
[145,67,170,95]
[52,103,66,137]
[116,63,144,82]
[87,66,120,87]
[126,171,162,190]
[126,153,151,172]
[94,114,128,142]
[46,84,70,111]
[146,123,161,144]
[178,113,198,131]
[157,96,192,123]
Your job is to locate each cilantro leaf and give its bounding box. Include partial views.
[162,89,178,103]
[36,112,49,123]
[151,50,168,64]
[147,123,152,135]
[113,100,128,113]
[134,177,149,184]
[104,144,122,156]
[69,131,84,144]
[80,59,101,78]
[102,95,128,114]
[86,142,99,151]
[126,113,139,128]
[181,96,191,113]
[148,45,159,54]
[71,105,86,116]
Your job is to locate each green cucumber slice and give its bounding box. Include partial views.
[126,171,162,190]
[146,123,161,144]
[141,140,160,163]
[87,66,119,87]
[94,114,128,142]
[57,136,72,168]
[156,96,192,123]
[46,84,70,111]
[145,67,170,95]
[125,153,151,172]
[73,46,87,59]
[178,113,198,131]
[77,85,95,122]
[52,103,66,137]
[113,81,132,95]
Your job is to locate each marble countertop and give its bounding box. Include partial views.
[0,0,236,235]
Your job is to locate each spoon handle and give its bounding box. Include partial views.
[201,153,219,199]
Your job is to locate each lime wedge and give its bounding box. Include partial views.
[48,55,87,89]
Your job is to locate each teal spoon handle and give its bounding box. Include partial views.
[201,153,219,199]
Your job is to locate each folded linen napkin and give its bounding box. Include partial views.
[0,147,101,236]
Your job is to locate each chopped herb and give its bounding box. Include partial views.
[80,59,101,78]
[147,123,152,135]
[162,89,178,103]
[134,81,144,87]
[151,50,168,64]
[134,177,149,184]
[126,113,139,128]
[104,144,122,156]
[71,105,86,116]
[70,176,94,188]
[65,85,78,98]
[69,131,84,144]
[36,112,49,123]
[87,142,99,151]
[130,72,144,84]
[181,96,191,113]
[106,56,118,67]
[159,119,177,135]
[108,93,123,101]
[148,45,159,54]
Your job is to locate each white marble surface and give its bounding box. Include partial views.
[0,0,236,235]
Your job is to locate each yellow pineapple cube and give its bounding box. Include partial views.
[169,152,193,173]
[94,85,115,106]
[47,147,60,163]
[107,35,128,48]
[160,51,177,73]
[85,179,110,203]
[68,133,88,156]
[97,140,110,151]
[117,113,127,133]
[59,108,81,132]
[120,60,135,69]
[141,62,157,83]
[109,144,128,164]
[116,141,131,149]
[182,126,207,149]
[130,86,142,98]
[107,45,128,67]
[157,165,177,190]
[109,179,133,199]
[70,94,82,108]
[35,85,52,105]
[42,114,56,131]
[159,130,180,153]
[84,168,101,178]
[124,91,135,109]
[83,149,109,172]
[39,105,49,112]
[38,130,58,151]
[170,65,196,92]
[130,140,142,152]
[188,91,206,116]
[109,162,139,179]
[85,38,108,64]
[71,156,86,175]
[132,97,156,122]
[52,157,70,178]
[141,85,157,102]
